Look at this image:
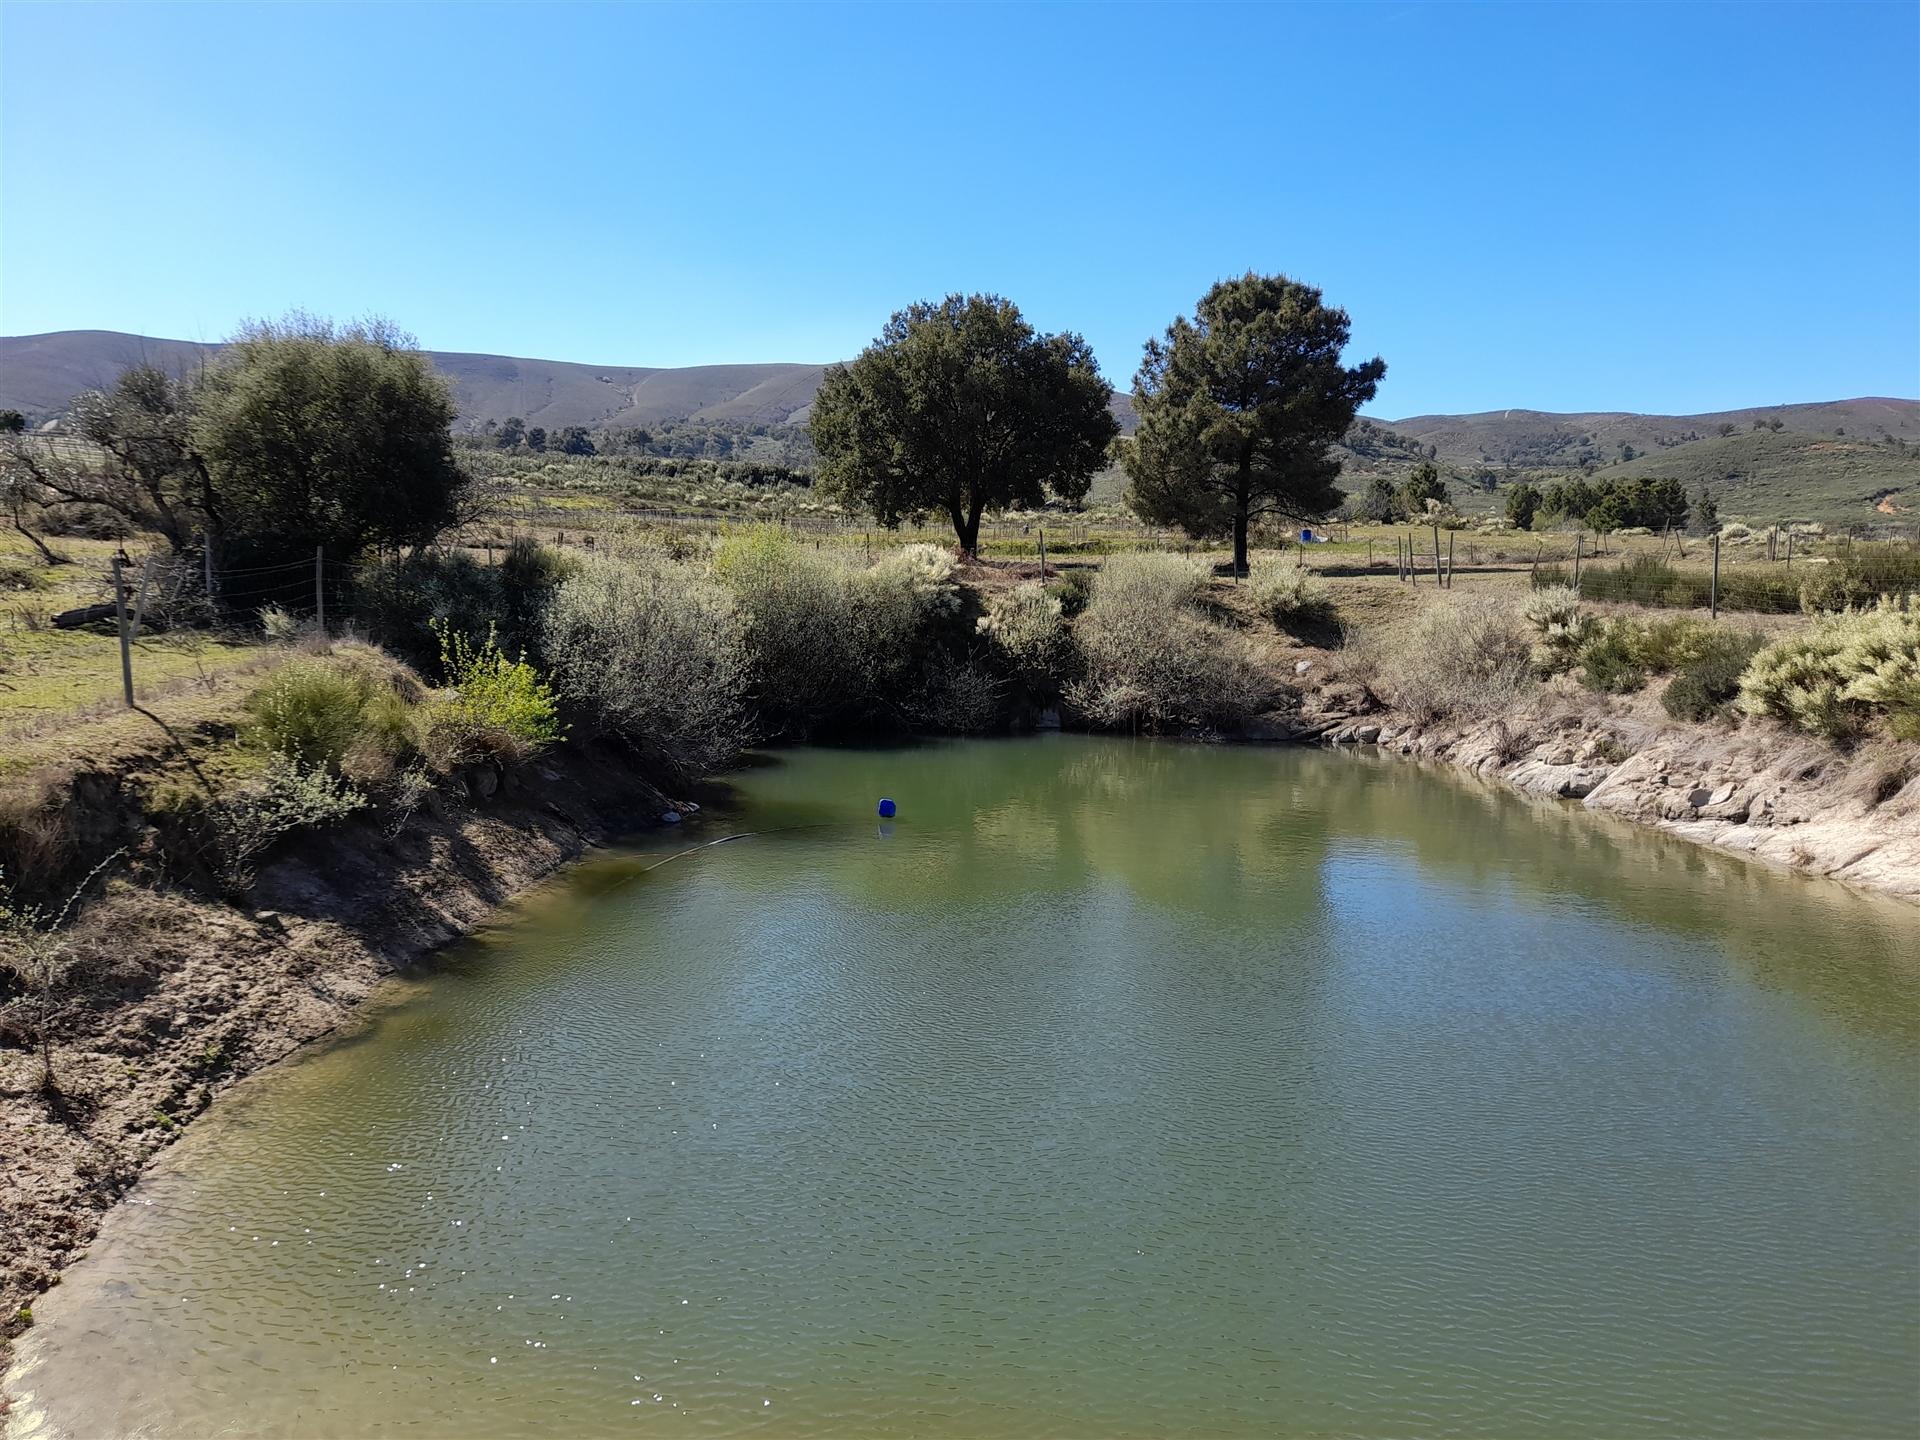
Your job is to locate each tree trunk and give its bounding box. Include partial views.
[1232,457,1252,576]
[957,502,984,558]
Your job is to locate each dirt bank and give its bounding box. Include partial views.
[0,744,681,1407]
[1299,685,1920,906]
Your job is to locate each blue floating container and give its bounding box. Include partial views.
[1300,528,1314,544]
[877,797,897,819]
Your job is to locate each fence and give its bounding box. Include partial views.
[15,518,1919,718]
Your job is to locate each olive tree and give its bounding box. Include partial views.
[1124,274,1385,574]
[810,294,1118,555]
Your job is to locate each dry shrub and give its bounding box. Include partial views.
[1367,592,1537,724]
[541,552,749,781]
[1069,553,1273,734]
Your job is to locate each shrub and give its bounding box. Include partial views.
[1368,593,1536,722]
[422,621,562,766]
[1798,543,1920,613]
[1249,556,1334,631]
[541,554,749,781]
[712,526,859,737]
[358,540,576,671]
[1046,569,1095,618]
[1577,624,1649,693]
[1739,598,1920,741]
[1573,615,1731,695]
[209,756,368,893]
[245,653,418,779]
[257,604,302,643]
[978,582,1069,672]
[1069,553,1272,733]
[712,528,975,738]
[1663,630,1767,722]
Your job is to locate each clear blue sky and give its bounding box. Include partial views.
[3,1,1915,417]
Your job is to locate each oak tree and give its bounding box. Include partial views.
[810,294,1117,555]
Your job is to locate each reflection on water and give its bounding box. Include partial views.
[10,737,1918,1439]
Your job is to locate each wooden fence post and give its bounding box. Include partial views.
[130,554,156,636]
[112,556,134,708]
[1710,533,1720,618]
[1431,524,1444,587]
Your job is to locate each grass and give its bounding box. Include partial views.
[0,537,274,728]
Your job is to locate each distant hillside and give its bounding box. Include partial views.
[1380,400,1920,470]
[0,331,832,433]
[4,329,1914,525]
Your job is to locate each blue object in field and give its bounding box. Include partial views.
[1300,528,1314,543]
[877,797,897,819]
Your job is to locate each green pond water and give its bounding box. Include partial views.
[9,737,1920,1439]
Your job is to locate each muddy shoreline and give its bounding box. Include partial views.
[0,743,683,1416]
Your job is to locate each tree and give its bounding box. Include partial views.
[1505,482,1542,531]
[1356,474,1400,522]
[192,315,467,567]
[558,425,596,456]
[1694,484,1720,535]
[496,416,526,448]
[1123,273,1384,573]
[1,366,212,551]
[1716,422,1736,437]
[1399,460,1449,514]
[0,409,24,434]
[810,293,1116,554]
[526,426,547,453]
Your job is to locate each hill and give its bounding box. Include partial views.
[3,330,1914,526]
[0,331,834,433]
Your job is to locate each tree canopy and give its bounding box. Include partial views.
[192,315,468,566]
[1123,273,1384,573]
[809,294,1118,554]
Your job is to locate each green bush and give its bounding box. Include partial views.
[1046,569,1095,618]
[1522,586,1595,675]
[1574,615,1734,695]
[541,553,748,781]
[977,582,1071,706]
[1740,599,1920,742]
[712,526,860,738]
[1663,630,1767,722]
[711,528,977,738]
[1068,554,1273,734]
[358,540,576,671]
[423,621,562,765]
[209,756,368,893]
[1577,625,1649,693]
[245,654,418,778]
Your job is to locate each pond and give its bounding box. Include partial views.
[8,737,1919,1438]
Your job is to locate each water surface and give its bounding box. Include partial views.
[10,738,1919,1437]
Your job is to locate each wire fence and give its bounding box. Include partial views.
[12,517,1919,717]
